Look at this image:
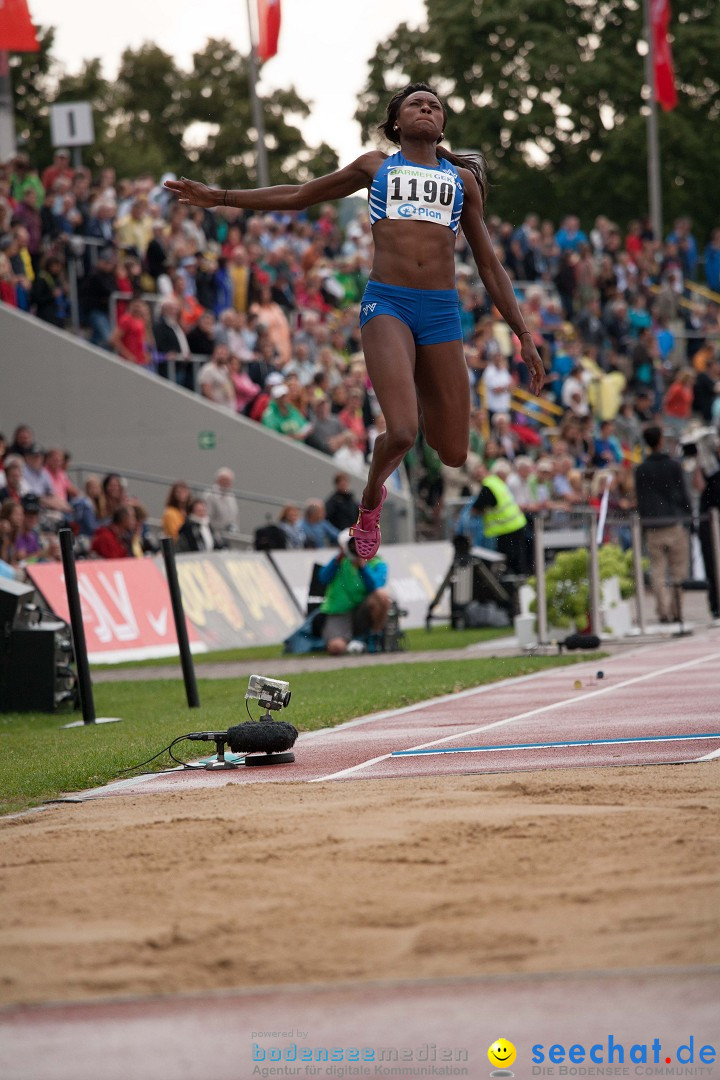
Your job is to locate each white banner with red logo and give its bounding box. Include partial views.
[28,559,205,664]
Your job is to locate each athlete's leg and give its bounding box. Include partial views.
[359,315,418,509]
[414,339,471,467]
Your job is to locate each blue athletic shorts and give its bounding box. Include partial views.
[359,280,462,346]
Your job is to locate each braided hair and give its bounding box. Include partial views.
[378,82,488,204]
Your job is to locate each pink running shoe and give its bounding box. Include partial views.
[349,485,387,559]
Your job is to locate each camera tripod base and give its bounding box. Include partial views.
[245,751,295,767]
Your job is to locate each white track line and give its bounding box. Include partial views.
[311,648,720,782]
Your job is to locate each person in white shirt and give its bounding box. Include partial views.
[198,344,236,410]
[204,468,239,534]
[481,354,513,417]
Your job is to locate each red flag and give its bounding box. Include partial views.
[650,0,677,111]
[0,0,39,52]
[257,0,281,62]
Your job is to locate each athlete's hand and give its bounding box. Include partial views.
[520,336,545,396]
[164,177,218,208]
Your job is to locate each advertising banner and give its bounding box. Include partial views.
[28,559,203,664]
[167,550,300,650]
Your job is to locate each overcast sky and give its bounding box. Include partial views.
[28,0,427,166]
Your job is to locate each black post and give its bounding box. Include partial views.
[161,537,200,708]
[59,528,96,725]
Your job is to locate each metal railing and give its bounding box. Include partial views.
[532,507,720,643]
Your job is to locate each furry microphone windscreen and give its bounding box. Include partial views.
[226,720,298,754]
[563,633,601,651]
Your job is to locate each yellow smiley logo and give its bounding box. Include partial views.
[488,1039,517,1069]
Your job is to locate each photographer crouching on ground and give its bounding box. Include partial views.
[317,529,391,655]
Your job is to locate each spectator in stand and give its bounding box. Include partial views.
[176,497,225,552]
[663,368,696,436]
[0,251,18,307]
[187,311,216,356]
[561,364,591,417]
[198,344,236,410]
[555,215,589,253]
[5,226,31,295]
[325,472,360,532]
[84,197,117,251]
[227,355,261,415]
[693,358,720,423]
[98,473,128,525]
[338,387,368,455]
[11,188,42,269]
[614,399,644,452]
[666,216,698,280]
[300,498,339,548]
[491,412,519,461]
[28,254,69,328]
[251,283,292,365]
[0,500,23,566]
[109,297,152,365]
[227,245,252,313]
[162,481,191,540]
[0,455,26,504]
[10,152,44,204]
[91,506,134,559]
[304,393,346,455]
[203,468,239,535]
[115,195,153,257]
[21,444,61,509]
[278,504,305,549]
[81,247,118,349]
[654,315,676,365]
[634,425,691,623]
[482,352,513,419]
[704,228,720,294]
[261,383,311,439]
[15,494,44,563]
[145,219,169,281]
[153,297,194,389]
[41,149,73,193]
[592,419,624,467]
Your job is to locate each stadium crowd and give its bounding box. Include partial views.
[2,149,720,600]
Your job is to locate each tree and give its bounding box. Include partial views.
[11,33,338,186]
[10,25,55,163]
[355,0,720,239]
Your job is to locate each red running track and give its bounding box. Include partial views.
[78,631,720,803]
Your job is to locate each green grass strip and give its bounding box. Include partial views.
[91,626,513,670]
[0,653,598,816]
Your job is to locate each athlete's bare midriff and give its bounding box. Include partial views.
[369,218,458,291]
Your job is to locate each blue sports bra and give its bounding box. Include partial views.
[368,151,464,234]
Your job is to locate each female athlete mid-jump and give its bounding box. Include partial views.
[165,82,544,558]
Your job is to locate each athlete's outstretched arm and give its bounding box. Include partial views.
[459,170,545,395]
[164,152,381,211]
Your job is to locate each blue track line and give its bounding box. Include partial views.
[391,733,720,757]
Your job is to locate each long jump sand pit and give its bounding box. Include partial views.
[1,761,718,1007]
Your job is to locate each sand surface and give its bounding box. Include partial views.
[0,762,718,1006]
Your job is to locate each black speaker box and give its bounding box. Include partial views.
[0,622,72,712]
[0,578,35,632]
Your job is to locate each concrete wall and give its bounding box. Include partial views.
[2,305,413,541]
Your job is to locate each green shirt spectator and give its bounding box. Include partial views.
[261,384,310,438]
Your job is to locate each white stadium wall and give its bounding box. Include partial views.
[2,305,413,541]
